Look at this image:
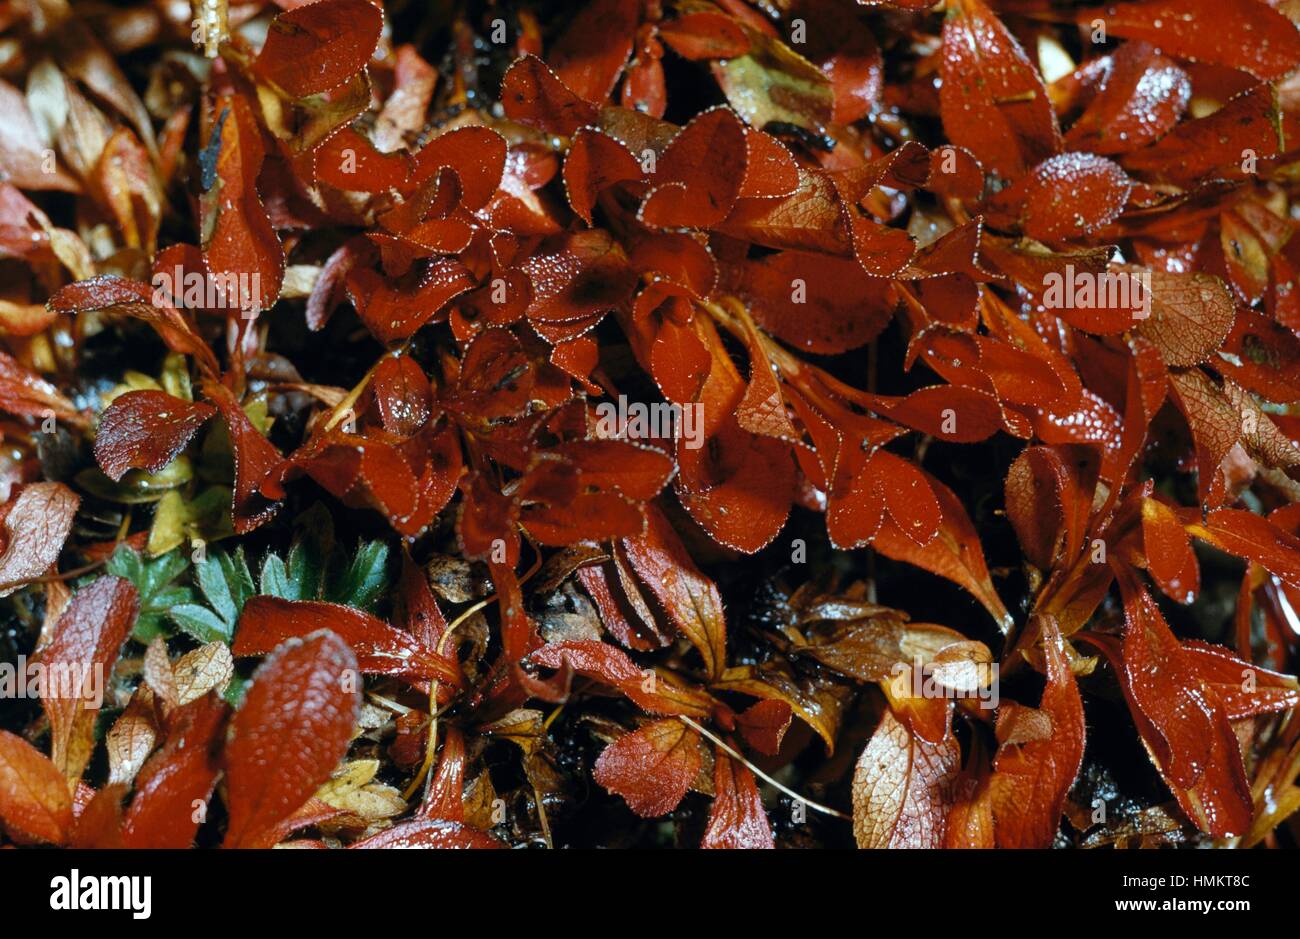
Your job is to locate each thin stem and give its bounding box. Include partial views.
[534,783,553,849]
[321,339,412,434]
[366,691,414,716]
[401,540,545,802]
[400,595,493,801]
[677,716,851,821]
[0,559,108,596]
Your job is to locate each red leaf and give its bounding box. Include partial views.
[407,126,509,210]
[867,385,1004,443]
[48,276,219,374]
[640,107,748,230]
[94,390,216,482]
[734,699,792,757]
[528,640,715,717]
[620,503,728,679]
[873,451,942,548]
[1099,336,1167,507]
[1109,569,1253,837]
[1190,508,1300,589]
[563,128,642,225]
[347,258,476,343]
[674,320,794,552]
[1074,0,1300,81]
[370,356,433,438]
[548,0,640,103]
[352,818,504,848]
[939,0,1061,178]
[1004,445,1097,572]
[394,549,448,652]
[1181,640,1300,720]
[1121,83,1281,185]
[1141,497,1199,604]
[522,230,636,324]
[202,95,283,315]
[0,729,73,845]
[555,439,673,502]
[420,726,466,822]
[222,631,360,848]
[717,168,849,255]
[659,12,750,61]
[734,251,898,354]
[35,576,139,781]
[871,469,1013,633]
[253,0,384,99]
[121,693,228,848]
[1133,271,1236,367]
[1013,153,1132,242]
[593,718,703,817]
[70,784,127,849]
[739,129,800,200]
[313,127,412,193]
[945,760,995,849]
[0,351,81,424]
[701,752,773,848]
[289,433,422,530]
[1063,43,1191,155]
[235,596,460,685]
[520,491,645,546]
[623,27,667,117]
[989,617,1086,848]
[0,482,79,597]
[501,55,599,137]
[203,381,283,534]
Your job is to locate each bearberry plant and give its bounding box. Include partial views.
[1,0,1300,850]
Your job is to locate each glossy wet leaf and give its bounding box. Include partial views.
[223,631,360,848]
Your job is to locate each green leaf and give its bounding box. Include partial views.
[288,503,333,599]
[285,535,324,600]
[259,552,294,600]
[179,545,256,642]
[194,551,238,626]
[176,513,391,650]
[218,546,255,612]
[169,602,233,643]
[105,545,144,584]
[328,541,390,610]
[222,673,249,707]
[132,613,169,643]
[106,545,196,641]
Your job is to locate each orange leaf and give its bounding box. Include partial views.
[352,818,504,848]
[35,576,139,782]
[593,718,703,817]
[1073,0,1300,81]
[253,0,383,99]
[1107,570,1253,837]
[701,752,773,848]
[0,729,73,845]
[851,708,960,848]
[989,618,1085,848]
[620,503,727,679]
[939,0,1061,178]
[1141,497,1199,603]
[528,640,715,717]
